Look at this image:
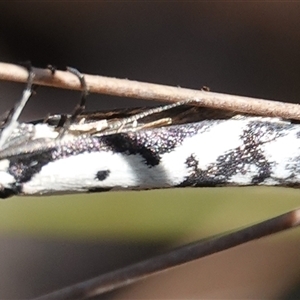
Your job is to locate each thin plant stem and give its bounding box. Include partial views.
[0,62,300,120]
[33,208,300,300]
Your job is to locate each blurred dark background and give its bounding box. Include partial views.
[0,2,300,299]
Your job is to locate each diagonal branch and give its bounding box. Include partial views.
[0,62,300,120]
[33,207,300,300]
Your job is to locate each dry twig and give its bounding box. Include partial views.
[33,208,300,300]
[0,62,300,120]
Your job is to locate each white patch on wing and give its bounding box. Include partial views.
[0,159,15,188]
[160,119,246,183]
[191,119,246,168]
[261,127,300,183]
[22,151,189,195]
[0,159,10,171]
[32,124,59,139]
[229,164,259,185]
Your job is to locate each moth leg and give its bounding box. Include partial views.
[58,67,89,137]
[0,68,35,148]
[66,67,89,122]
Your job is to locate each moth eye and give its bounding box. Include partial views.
[95,170,110,181]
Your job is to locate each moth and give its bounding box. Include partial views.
[0,70,299,199]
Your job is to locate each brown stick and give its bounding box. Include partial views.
[33,208,300,300]
[0,62,300,120]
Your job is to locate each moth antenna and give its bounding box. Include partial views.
[0,69,35,149]
[108,98,198,131]
[58,67,89,137]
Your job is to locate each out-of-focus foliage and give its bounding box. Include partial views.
[0,187,299,241]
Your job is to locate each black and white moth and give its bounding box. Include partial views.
[0,73,299,198]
